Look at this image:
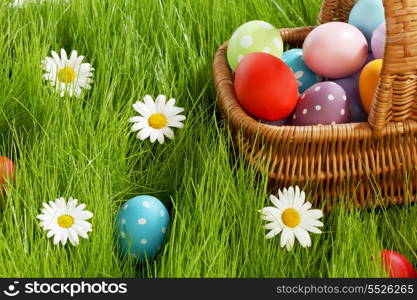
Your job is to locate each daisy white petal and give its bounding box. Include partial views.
[278,189,289,207]
[53,231,62,245]
[47,228,58,238]
[129,116,145,123]
[260,207,280,216]
[133,102,152,117]
[261,214,276,222]
[264,222,280,230]
[155,95,167,111]
[60,49,68,62]
[287,230,295,250]
[294,227,312,248]
[138,127,152,141]
[165,98,176,108]
[300,201,312,213]
[171,115,186,122]
[303,209,323,220]
[287,186,295,206]
[266,227,283,239]
[167,121,184,128]
[68,228,80,246]
[165,106,184,117]
[144,95,156,113]
[51,51,61,67]
[302,224,322,234]
[269,194,284,209]
[131,122,148,132]
[301,219,324,228]
[149,130,158,143]
[72,210,93,221]
[156,131,165,144]
[61,230,68,245]
[162,127,174,140]
[69,50,78,62]
[280,227,291,248]
[293,186,305,209]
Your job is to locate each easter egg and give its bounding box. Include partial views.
[349,0,385,44]
[371,22,386,59]
[381,250,417,278]
[359,59,383,113]
[282,48,321,93]
[303,22,368,78]
[116,195,170,262]
[235,52,298,121]
[333,77,368,123]
[292,82,350,126]
[0,157,14,198]
[260,117,289,126]
[331,53,374,122]
[227,20,283,71]
[0,156,14,185]
[352,53,375,82]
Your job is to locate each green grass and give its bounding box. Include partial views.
[0,0,415,278]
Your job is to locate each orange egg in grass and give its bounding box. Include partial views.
[359,59,383,113]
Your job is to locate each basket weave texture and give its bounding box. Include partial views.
[213,0,417,211]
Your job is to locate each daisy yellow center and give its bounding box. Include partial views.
[57,215,74,228]
[57,67,76,83]
[148,113,167,129]
[281,208,300,228]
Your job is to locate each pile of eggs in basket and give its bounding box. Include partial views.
[228,0,386,126]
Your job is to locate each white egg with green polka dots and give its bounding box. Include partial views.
[227,20,284,71]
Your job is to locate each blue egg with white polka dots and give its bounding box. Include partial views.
[116,195,170,262]
[282,48,321,93]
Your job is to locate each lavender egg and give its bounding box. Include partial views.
[371,22,385,59]
[259,117,289,126]
[352,53,375,82]
[333,77,368,123]
[292,82,351,126]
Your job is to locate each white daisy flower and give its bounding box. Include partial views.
[42,49,94,98]
[260,186,323,251]
[37,197,93,246]
[130,95,186,144]
[10,0,68,7]
[10,0,42,7]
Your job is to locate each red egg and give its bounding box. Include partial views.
[234,52,298,121]
[381,250,417,278]
[0,156,14,198]
[0,157,14,184]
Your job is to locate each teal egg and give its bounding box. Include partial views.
[282,49,321,93]
[116,195,170,262]
[348,0,385,44]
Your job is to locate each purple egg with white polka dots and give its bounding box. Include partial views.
[291,82,351,126]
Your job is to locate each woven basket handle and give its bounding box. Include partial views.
[319,0,417,137]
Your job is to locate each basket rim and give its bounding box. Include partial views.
[214,42,417,143]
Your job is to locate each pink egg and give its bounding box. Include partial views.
[291,82,351,126]
[303,22,368,78]
[371,22,385,59]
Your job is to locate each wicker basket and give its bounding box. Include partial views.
[213,0,417,211]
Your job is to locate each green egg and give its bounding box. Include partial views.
[227,20,284,71]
